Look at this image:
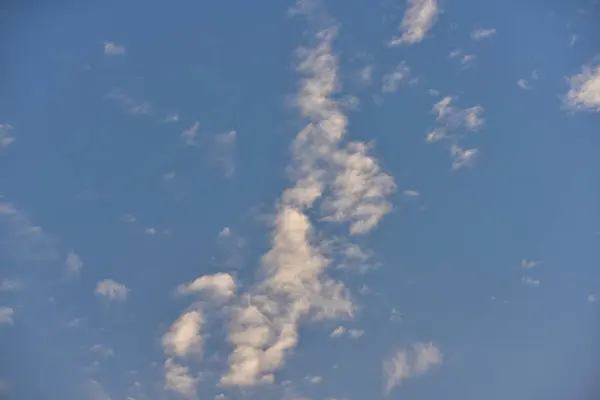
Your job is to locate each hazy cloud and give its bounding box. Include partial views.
[0,124,15,148]
[103,42,126,56]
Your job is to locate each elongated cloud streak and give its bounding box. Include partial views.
[389,0,439,46]
[221,18,395,387]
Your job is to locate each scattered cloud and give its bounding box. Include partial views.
[449,49,475,67]
[389,0,439,46]
[144,227,157,235]
[103,42,126,56]
[162,310,204,358]
[381,63,410,93]
[182,121,200,146]
[521,259,540,269]
[403,190,420,198]
[358,64,374,84]
[211,130,237,178]
[330,326,346,338]
[106,89,151,116]
[471,28,497,41]
[305,375,323,384]
[0,124,15,148]
[0,307,14,325]
[348,328,365,338]
[569,34,577,46]
[450,145,478,170]
[95,279,129,301]
[91,344,115,358]
[177,273,237,301]
[161,113,179,123]
[384,342,442,395]
[565,59,600,112]
[521,276,540,287]
[65,250,83,276]
[517,79,531,90]
[0,279,22,292]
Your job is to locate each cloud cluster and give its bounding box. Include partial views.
[384,342,442,395]
[389,0,439,46]
[426,96,484,170]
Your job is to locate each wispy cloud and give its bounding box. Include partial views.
[517,79,531,90]
[0,279,22,292]
[94,279,129,301]
[565,60,600,112]
[450,144,478,170]
[0,124,15,148]
[521,276,540,287]
[384,342,442,395]
[65,250,83,276]
[103,42,126,56]
[389,0,439,46]
[182,121,200,146]
[521,259,540,269]
[164,358,197,398]
[161,113,179,123]
[381,62,411,93]
[211,130,237,178]
[0,307,14,325]
[471,28,497,41]
[91,344,115,358]
[358,64,375,84]
[588,294,597,303]
[106,89,151,116]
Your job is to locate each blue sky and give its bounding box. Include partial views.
[1,0,600,399]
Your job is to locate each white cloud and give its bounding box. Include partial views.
[144,227,156,235]
[348,328,365,338]
[0,124,15,148]
[106,89,151,116]
[305,375,322,384]
[381,63,410,93]
[0,279,22,292]
[450,145,478,170]
[182,121,200,146]
[95,279,129,301]
[588,294,597,303]
[161,113,179,123]
[164,358,197,398]
[403,189,420,198]
[0,307,14,325]
[464,106,484,130]
[358,64,374,84]
[384,342,442,395]
[212,130,237,178]
[521,259,540,269]
[389,0,439,46]
[517,79,531,90]
[521,276,540,287]
[103,42,126,56]
[91,344,115,358]
[219,227,231,237]
[565,60,600,112]
[162,310,204,358]
[65,250,83,276]
[177,273,236,301]
[330,325,346,337]
[471,28,497,41]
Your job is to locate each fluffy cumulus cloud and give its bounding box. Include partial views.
[0,124,15,148]
[565,59,600,112]
[162,310,204,358]
[164,358,197,398]
[384,342,442,395]
[219,13,395,387]
[389,0,439,46]
[94,279,129,301]
[177,273,236,301]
